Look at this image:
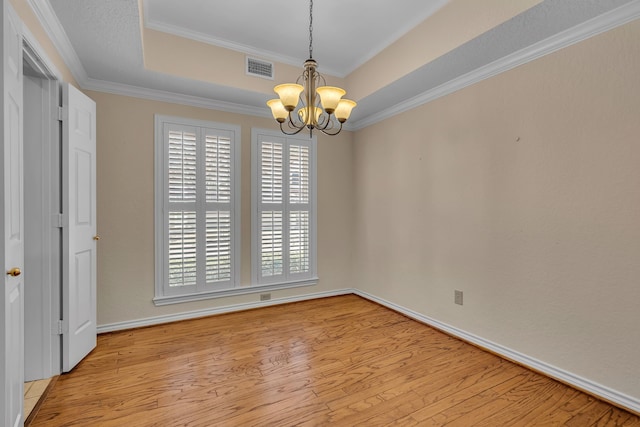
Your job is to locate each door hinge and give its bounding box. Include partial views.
[58,106,65,122]
[54,320,68,335]
[51,213,68,228]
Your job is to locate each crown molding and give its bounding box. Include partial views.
[26,0,88,85]
[82,77,272,119]
[349,0,640,131]
[28,0,640,132]
[81,77,360,130]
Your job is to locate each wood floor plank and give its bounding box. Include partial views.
[31,295,640,426]
[472,375,581,426]
[517,389,599,426]
[413,371,538,425]
[406,359,524,421]
[564,398,640,427]
[593,407,640,427]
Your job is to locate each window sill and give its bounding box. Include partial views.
[153,277,319,306]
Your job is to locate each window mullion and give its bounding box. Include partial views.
[163,125,171,295]
[195,127,207,292]
[164,124,186,295]
[283,139,291,280]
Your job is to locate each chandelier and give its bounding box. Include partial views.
[267,0,356,136]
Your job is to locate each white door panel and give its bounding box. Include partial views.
[2,1,24,426]
[62,83,97,372]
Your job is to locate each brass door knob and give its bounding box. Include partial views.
[6,268,21,277]
[93,235,101,241]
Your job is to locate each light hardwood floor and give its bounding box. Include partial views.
[31,295,639,426]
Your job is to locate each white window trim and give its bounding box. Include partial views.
[153,115,241,305]
[251,128,318,287]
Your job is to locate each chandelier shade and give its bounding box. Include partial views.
[273,84,304,111]
[266,99,289,122]
[334,99,357,123]
[267,0,356,136]
[316,86,346,114]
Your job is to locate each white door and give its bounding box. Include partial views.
[1,1,24,426]
[62,83,97,372]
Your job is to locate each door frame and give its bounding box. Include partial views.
[2,5,65,423]
[22,29,62,380]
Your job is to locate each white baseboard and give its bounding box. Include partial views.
[96,288,353,334]
[352,289,640,415]
[97,287,639,414]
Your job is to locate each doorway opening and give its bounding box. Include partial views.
[22,39,62,416]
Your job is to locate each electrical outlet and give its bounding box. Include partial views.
[454,290,463,306]
[260,293,271,301]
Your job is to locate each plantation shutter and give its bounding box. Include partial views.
[254,130,316,285]
[204,131,233,283]
[258,137,285,281]
[167,127,198,288]
[159,119,239,298]
[288,143,311,275]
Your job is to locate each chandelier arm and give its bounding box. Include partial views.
[318,111,345,132]
[319,121,343,136]
[280,121,305,136]
[315,113,333,131]
[286,111,307,131]
[317,73,326,87]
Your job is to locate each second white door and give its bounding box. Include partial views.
[62,83,97,372]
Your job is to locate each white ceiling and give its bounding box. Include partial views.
[143,0,449,77]
[41,0,640,129]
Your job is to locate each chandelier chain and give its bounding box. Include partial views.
[309,0,313,58]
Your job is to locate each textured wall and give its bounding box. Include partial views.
[352,20,640,399]
[86,91,354,325]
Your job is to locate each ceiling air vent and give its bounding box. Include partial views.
[246,57,274,80]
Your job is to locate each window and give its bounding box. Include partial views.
[252,129,317,286]
[154,116,240,304]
